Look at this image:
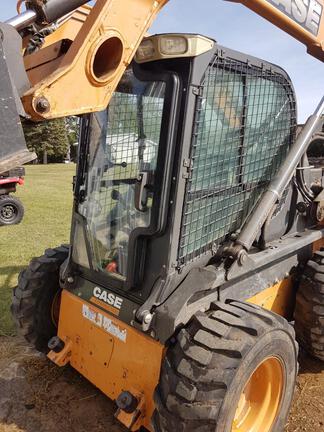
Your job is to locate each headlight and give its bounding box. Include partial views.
[135,34,214,63]
[136,39,155,61]
[159,36,188,55]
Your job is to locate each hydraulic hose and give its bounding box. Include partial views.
[33,0,90,24]
[6,0,90,30]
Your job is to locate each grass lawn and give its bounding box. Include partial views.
[0,164,75,336]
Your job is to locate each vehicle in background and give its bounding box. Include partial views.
[0,167,25,225]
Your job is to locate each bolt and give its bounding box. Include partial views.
[35,96,50,114]
[143,312,153,324]
[238,250,248,265]
[116,391,139,414]
[48,336,65,353]
[67,276,74,284]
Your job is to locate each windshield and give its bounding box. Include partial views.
[78,68,166,280]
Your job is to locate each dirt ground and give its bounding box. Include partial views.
[0,336,323,432]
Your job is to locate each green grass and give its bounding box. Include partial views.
[0,164,75,336]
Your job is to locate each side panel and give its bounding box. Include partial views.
[55,290,163,431]
[238,239,324,316]
[247,278,294,318]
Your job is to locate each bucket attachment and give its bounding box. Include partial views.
[0,23,36,174]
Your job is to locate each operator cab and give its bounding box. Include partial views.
[71,33,296,312]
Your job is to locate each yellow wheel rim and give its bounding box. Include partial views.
[232,357,284,432]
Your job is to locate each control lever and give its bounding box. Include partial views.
[135,172,149,212]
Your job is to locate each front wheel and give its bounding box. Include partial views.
[153,301,298,432]
[0,194,24,225]
[11,245,69,352]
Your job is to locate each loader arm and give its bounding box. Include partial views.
[1,0,324,172]
[5,0,324,121]
[231,0,324,61]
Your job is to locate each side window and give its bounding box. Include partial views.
[179,62,295,263]
[79,70,166,280]
[244,78,293,183]
[191,69,244,191]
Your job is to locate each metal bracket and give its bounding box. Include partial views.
[47,336,73,367]
[191,85,204,97]
[226,251,256,281]
[182,158,193,179]
[115,388,145,430]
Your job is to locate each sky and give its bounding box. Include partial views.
[1,0,323,122]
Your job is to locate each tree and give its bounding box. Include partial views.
[22,118,70,164]
[65,116,80,161]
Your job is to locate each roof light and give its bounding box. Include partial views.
[135,34,214,64]
[159,36,188,55]
[136,39,155,62]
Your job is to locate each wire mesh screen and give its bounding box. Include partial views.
[178,56,296,264]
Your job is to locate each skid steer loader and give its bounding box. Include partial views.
[2,0,324,431]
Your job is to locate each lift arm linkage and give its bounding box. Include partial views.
[4,0,324,121]
[14,0,169,120]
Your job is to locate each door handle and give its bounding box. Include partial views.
[135,172,149,212]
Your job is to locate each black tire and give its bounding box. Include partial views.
[295,249,324,361]
[0,194,24,225]
[11,245,69,352]
[153,300,298,432]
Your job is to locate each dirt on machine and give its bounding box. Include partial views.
[0,0,324,431]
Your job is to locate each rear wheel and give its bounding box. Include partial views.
[153,300,298,432]
[11,245,69,352]
[0,195,24,225]
[295,249,324,361]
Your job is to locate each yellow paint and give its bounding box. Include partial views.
[21,0,324,121]
[247,278,294,319]
[51,290,164,431]
[232,357,283,431]
[22,0,169,120]
[312,237,324,253]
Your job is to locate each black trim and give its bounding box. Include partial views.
[71,63,181,294]
[127,68,180,288]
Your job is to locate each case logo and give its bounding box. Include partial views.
[268,0,323,35]
[92,286,123,310]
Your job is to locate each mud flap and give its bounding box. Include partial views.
[0,23,36,174]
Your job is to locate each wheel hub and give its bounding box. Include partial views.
[1,204,16,221]
[232,356,284,432]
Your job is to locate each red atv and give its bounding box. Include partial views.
[0,167,25,226]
